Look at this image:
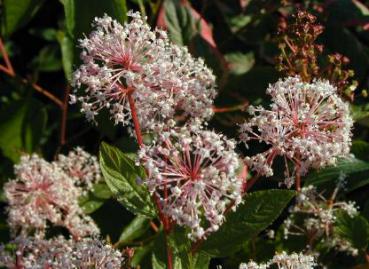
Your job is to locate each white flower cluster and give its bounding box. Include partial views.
[239,251,316,269]
[4,148,101,239]
[139,124,243,240]
[71,11,216,131]
[239,76,353,183]
[0,236,125,269]
[283,185,359,256]
[57,147,101,193]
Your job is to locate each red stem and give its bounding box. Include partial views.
[0,37,15,76]
[127,92,144,147]
[295,157,301,192]
[127,91,173,269]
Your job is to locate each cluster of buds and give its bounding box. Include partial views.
[4,148,101,239]
[239,76,353,189]
[276,10,357,100]
[0,236,128,269]
[239,251,316,269]
[276,10,323,82]
[71,11,216,131]
[282,183,359,256]
[139,123,243,240]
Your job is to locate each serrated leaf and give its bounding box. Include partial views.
[335,211,369,250]
[99,142,156,217]
[200,189,295,257]
[304,157,369,191]
[1,0,45,36]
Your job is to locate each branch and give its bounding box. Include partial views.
[0,36,64,109]
[0,63,64,108]
[60,86,70,145]
[0,37,14,76]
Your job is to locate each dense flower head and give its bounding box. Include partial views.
[4,152,100,239]
[283,184,359,256]
[239,76,353,184]
[71,11,217,131]
[57,147,101,192]
[0,236,126,269]
[139,123,243,240]
[239,251,316,269]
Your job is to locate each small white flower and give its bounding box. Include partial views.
[240,76,353,184]
[72,11,216,131]
[139,123,243,240]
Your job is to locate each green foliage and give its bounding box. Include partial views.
[118,215,151,245]
[200,190,295,257]
[152,228,211,269]
[99,142,156,217]
[0,97,47,162]
[61,0,127,40]
[1,0,45,36]
[79,182,112,214]
[304,158,369,191]
[335,211,369,250]
[162,0,196,46]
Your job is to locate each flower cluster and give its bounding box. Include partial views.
[4,148,101,239]
[139,124,243,240]
[239,76,353,186]
[239,251,316,269]
[282,184,359,256]
[71,11,216,131]
[0,236,126,269]
[57,147,101,192]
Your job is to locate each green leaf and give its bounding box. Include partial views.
[152,228,211,269]
[225,52,255,75]
[304,157,369,191]
[200,189,295,257]
[1,0,45,36]
[351,104,369,122]
[225,14,252,33]
[79,183,112,214]
[0,97,47,162]
[30,45,63,72]
[163,0,196,45]
[61,0,127,40]
[335,211,369,250]
[56,31,74,81]
[352,140,369,161]
[99,142,156,217]
[118,215,150,245]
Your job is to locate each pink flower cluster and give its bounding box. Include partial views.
[0,236,126,269]
[4,148,101,239]
[139,124,243,240]
[71,11,216,131]
[239,251,316,269]
[240,76,353,186]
